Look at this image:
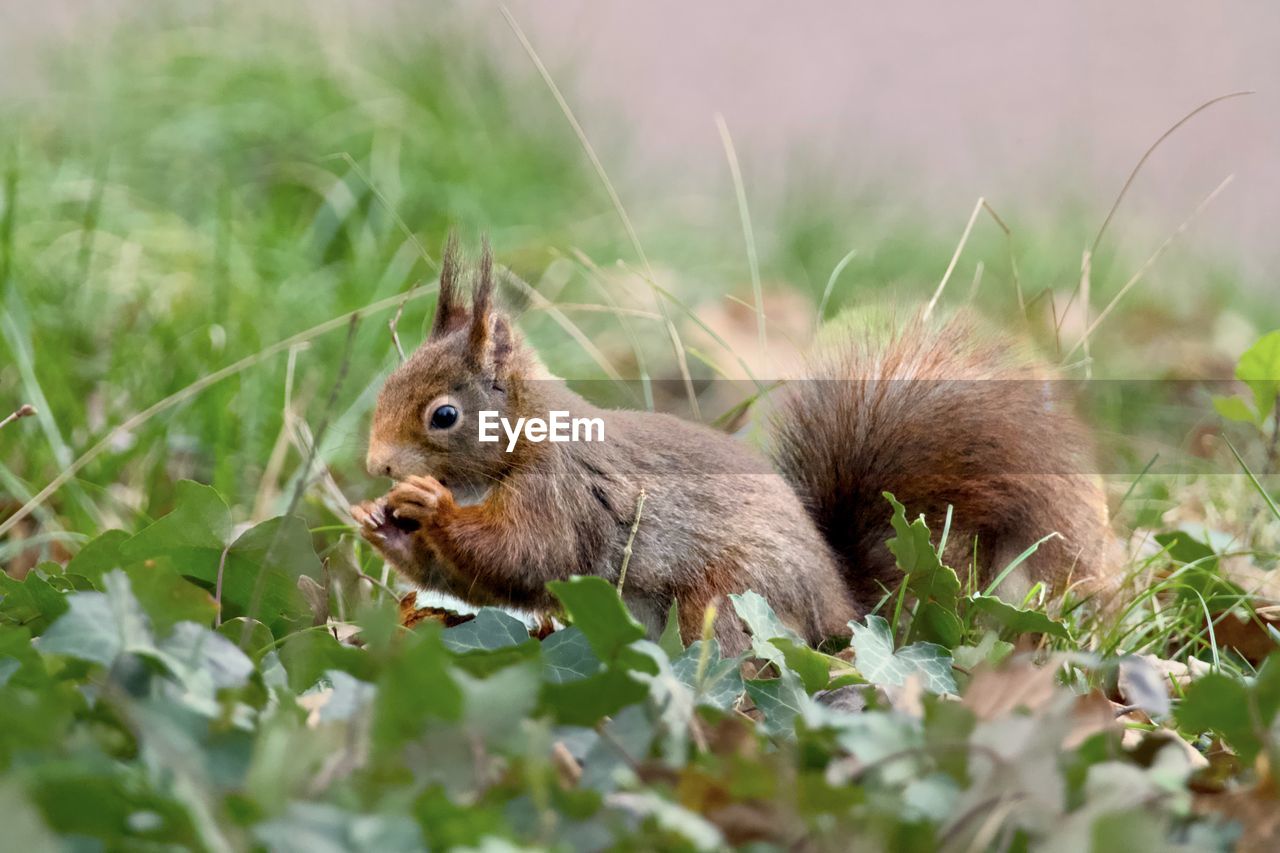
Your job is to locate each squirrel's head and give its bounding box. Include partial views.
[366,237,534,491]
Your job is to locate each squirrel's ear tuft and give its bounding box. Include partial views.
[466,239,513,375]
[466,238,494,363]
[429,232,463,340]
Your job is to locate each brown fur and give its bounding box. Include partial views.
[771,314,1110,603]
[355,242,1110,651]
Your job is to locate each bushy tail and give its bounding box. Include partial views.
[769,312,1110,604]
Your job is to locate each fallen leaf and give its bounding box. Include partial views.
[962,657,1059,720]
[398,591,475,629]
[1213,609,1280,665]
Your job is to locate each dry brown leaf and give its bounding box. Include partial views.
[1064,689,1118,749]
[1194,783,1280,849]
[1120,726,1209,771]
[398,591,475,629]
[1212,610,1280,665]
[962,658,1059,720]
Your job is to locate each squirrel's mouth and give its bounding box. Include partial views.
[388,513,421,534]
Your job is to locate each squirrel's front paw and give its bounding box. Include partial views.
[386,475,452,530]
[351,497,393,542]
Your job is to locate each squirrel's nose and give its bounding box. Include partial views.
[365,442,396,480]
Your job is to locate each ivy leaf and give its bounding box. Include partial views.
[0,568,68,634]
[253,802,423,853]
[37,570,158,667]
[540,666,647,727]
[455,662,542,747]
[541,627,602,684]
[160,621,255,707]
[606,792,724,852]
[122,563,217,635]
[547,576,644,662]
[672,639,745,711]
[770,637,832,692]
[441,608,530,653]
[63,529,130,586]
[217,516,320,631]
[373,626,463,754]
[630,640,697,764]
[118,481,314,635]
[730,590,802,664]
[316,670,376,723]
[216,617,274,662]
[884,493,959,610]
[118,479,229,570]
[746,668,809,737]
[968,594,1071,640]
[279,629,374,693]
[851,615,957,695]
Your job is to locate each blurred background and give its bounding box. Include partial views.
[2,1,1277,566]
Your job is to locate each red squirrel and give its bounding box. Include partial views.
[352,239,1110,653]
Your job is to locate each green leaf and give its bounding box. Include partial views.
[279,629,373,693]
[455,662,542,746]
[1176,653,1280,764]
[547,576,645,662]
[448,639,541,678]
[672,639,744,711]
[952,631,1015,670]
[884,492,960,610]
[0,781,59,853]
[122,480,231,556]
[770,637,832,692]
[968,594,1071,640]
[606,791,724,851]
[658,600,684,658]
[254,802,423,853]
[0,568,68,634]
[541,627,602,684]
[373,626,462,753]
[913,600,964,649]
[441,608,530,652]
[118,481,314,634]
[64,529,130,585]
[216,617,274,662]
[123,562,217,635]
[540,666,647,727]
[924,697,977,783]
[730,590,802,664]
[851,615,957,694]
[1236,329,1280,420]
[414,786,515,851]
[1154,529,1218,570]
[1212,394,1257,424]
[37,570,157,666]
[629,640,698,763]
[746,668,809,736]
[219,516,319,631]
[315,670,375,723]
[161,621,255,700]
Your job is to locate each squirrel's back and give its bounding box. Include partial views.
[770,311,1110,604]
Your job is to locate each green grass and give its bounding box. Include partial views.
[2,4,1279,850]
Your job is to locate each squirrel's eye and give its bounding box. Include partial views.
[429,404,459,430]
